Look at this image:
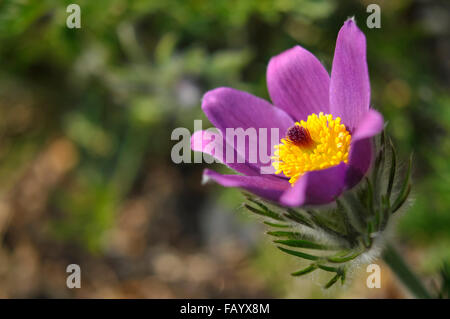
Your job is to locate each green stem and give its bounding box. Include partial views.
[382,243,432,299]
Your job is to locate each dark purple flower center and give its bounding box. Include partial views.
[286,125,314,148]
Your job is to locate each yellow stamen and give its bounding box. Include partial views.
[272,112,351,185]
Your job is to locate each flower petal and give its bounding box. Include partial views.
[202,87,294,172]
[267,46,330,121]
[191,130,259,176]
[345,139,372,188]
[280,162,347,207]
[352,109,384,142]
[203,169,290,201]
[330,19,370,131]
[345,109,384,188]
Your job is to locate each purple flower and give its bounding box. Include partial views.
[191,19,384,207]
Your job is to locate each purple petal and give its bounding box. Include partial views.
[267,46,330,121]
[280,162,347,207]
[345,109,384,188]
[330,19,370,131]
[191,130,259,176]
[202,87,294,172]
[345,139,372,188]
[352,109,384,141]
[203,169,290,201]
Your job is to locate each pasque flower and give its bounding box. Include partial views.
[191,19,428,295]
[192,19,384,206]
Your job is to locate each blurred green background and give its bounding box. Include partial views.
[0,0,448,298]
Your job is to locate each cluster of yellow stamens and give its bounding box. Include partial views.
[272,112,352,185]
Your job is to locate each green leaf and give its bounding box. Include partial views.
[244,204,284,221]
[284,209,314,228]
[391,184,411,213]
[374,206,382,230]
[244,194,283,219]
[336,199,360,243]
[341,270,346,284]
[379,195,389,229]
[327,250,361,263]
[306,210,348,240]
[324,273,341,289]
[317,265,341,273]
[263,221,290,228]
[246,197,269,210]
[342,192,368,228]
[267,231,301,239]
[391,153,413,213]
[364,220,374,248]
[372,130,386,189]
[291,264,318,277]
[386,138,397,201]
[274,239,329,250]
[277,246,320,261]
[380,129,386,149]
[365,177,374,215]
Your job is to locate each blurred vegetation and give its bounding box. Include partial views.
[0,0,448,297]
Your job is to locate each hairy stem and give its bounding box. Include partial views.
[382,243,432,299]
